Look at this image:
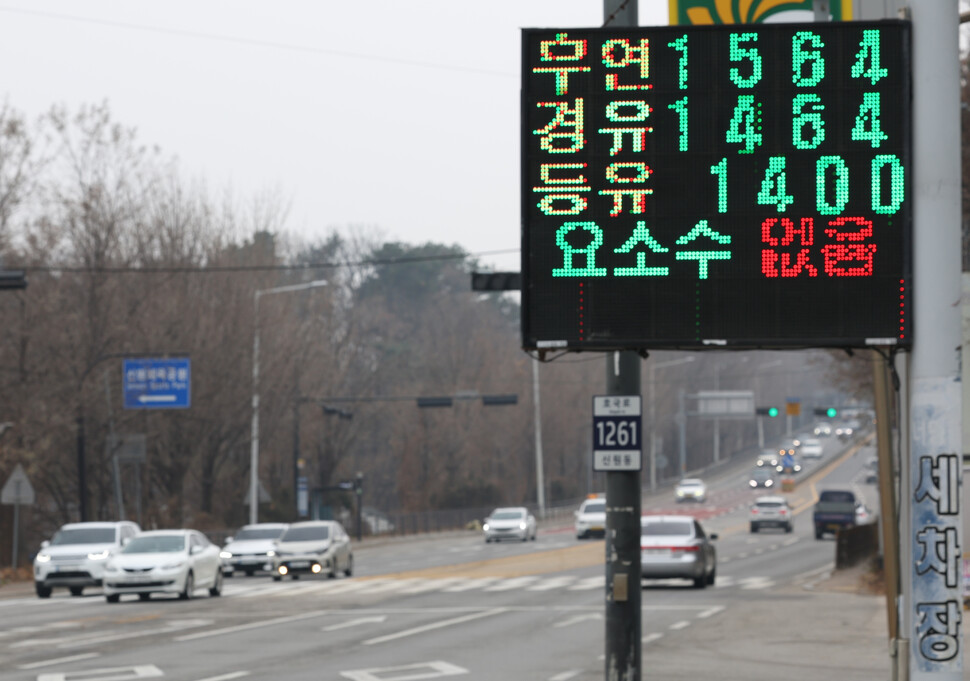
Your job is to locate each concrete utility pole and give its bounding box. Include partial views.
[907,2,962,679]
[600,5,641,680]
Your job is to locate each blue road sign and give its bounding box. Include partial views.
[123,358,191,409]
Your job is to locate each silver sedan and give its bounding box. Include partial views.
[483,507,537,543]
[640,515,717,588]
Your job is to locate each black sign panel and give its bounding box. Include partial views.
[522,22,911,350]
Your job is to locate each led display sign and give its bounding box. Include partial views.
[521,22,911,351]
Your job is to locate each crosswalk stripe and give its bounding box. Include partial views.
[527,576,577,591]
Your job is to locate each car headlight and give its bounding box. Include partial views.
[266,550,275,557]
[519,522,527,530]
[220,551,233,559]
[482,523,490,531]
[88,550,110,560]
[749,480,757,487]
[676,490,685,496]
[35,553,51,563]
[765,480,773,487]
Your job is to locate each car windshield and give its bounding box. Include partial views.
[752,469,772,479]
[234,528,286,541]
[281,526,330,542]
[641,520,693,537]
[491,510,525,520]
[678,480,702,487]
[122,535,185,553]
[820,491,855,503]
[756,502,784,510]
[582,502,605,514]
[49,528,116,545]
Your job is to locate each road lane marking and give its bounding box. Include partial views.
[193,673,250,681]
[528,576,577,591]
[567,576,604,591]
[697,606,725,619]
[17,652,100,670]
[641,633,663,644]
[363,608,508,646]
[37,665,163,681]
[323,616,388,632]
[669,621,690,630]
[553,613,602,628]
[549,671,583,681]
[174,610,331,642]
[340,660,469,681]
[485,576,539,591]
[442,578,497,592]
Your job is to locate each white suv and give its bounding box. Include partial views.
[34,521,140,598]
[574,497,606,539]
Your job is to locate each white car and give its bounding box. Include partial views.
[800,438,824,459]
[220,522,288,576]
[574,497,606,539]
[33,521,141,598]
[749,496,793,533]
[272,520,353,580]
[483,507,537,543]
[102,529,223,602]
[674,478,707,503]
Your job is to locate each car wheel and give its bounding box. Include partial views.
[69,586,84,597]
[785,523,793,533]
[692,575,707,589]
[244,568,256,577]
[35,584,52,599]
[344,555,353,578]
[179,571,194,600]
[750,523,758,533]
[531,532,537,541]
[292,573,300,580]
[328,560,337,579]
[106,594,120,603]
[209,568,223,597]
[521,534,528,542]
[815,529,823,540]
[485,537,491,543]
[139,593,151,601]
[272,575,282,582]
[707,567,716,586]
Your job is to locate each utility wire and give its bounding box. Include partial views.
[8,248,520,275]
[0,5,515,78]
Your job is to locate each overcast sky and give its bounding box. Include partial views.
[0,1,671,271]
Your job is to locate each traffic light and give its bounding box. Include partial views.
[813,407,838,418]
[471,272,521,291]
[755,407,779,417]
[0,269,26,289]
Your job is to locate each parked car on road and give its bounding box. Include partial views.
[749,496,793,533]
[674,478,707,503]
[220,522,288,576]
[640,515,717,588]
[102,529,222,602]
[272,520,353,580]
[484,507,537,543]
[33,521,141,599]
[574,496,606,539]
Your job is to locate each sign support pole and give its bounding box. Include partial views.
[908,2,961,679]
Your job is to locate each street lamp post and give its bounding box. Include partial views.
[649,356,694,489]
[250,279,328,526]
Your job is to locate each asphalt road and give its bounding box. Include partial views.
[0,430,890,681]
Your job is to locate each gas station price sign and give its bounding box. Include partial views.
[521,22,911,351]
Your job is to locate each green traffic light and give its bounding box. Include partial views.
[826,407,837,418]
[768,407,779,417]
